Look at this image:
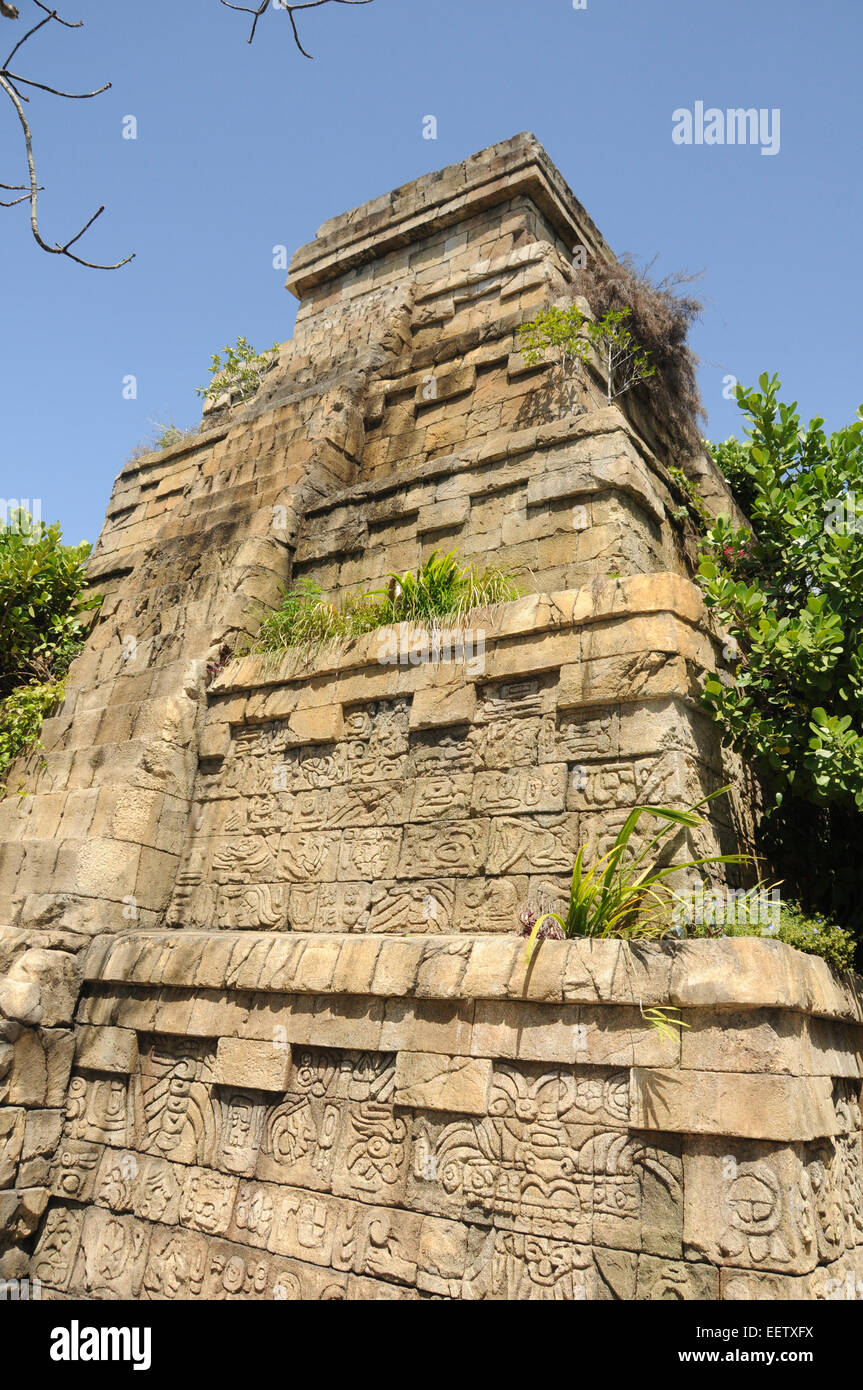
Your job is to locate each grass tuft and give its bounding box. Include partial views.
[252,551,522,658]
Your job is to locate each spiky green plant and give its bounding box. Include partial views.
[524,788,751,963]
[640,1006,690,1043]
[254,578,344,651]
[380,550,520,625]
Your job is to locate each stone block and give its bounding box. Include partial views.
[683,1138,821,1275]
[304,997,384,1050]
[636,1255,720,1301]
[199,722,231,759]
[469,1000,520,1059]
[414,364,475,405]
[0,1107,25,1188]
[42,1029,76,1107]
[56,837,141,902]
[74,1208,151,1298]
[287,706,344,745]
[0,979,42,1026]
[7,948,79,1027]
[75,1025,139,1075]
[668,938,811,1012]
[632,1068,837,1141]
[459,937,522,998]
[214,1037,292,1091]
[417,498,470,534]
[12,1186,50,1240]
[393,1052,492,1113]
[21,1108,64,1162]
[409,684,478,729]
[680,1007,813,1075]
[417,1216,470,1297]
[382,998,474,1054]
[7,1031,49,1106]
[370,940,425,996]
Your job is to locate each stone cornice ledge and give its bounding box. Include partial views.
[82,931,863,1023]
[210,572,709,698]
[286,132,613,299]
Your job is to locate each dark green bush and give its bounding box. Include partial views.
[700,375,863,944]
[688,901,856,973]
[0,510,98,787]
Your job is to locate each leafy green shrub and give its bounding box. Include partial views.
[254,551,521,655]
[196,335,279,407]
[0,511,96,697]
[153,423,196,450]
[0,510,98,788]
[0,679,66,786]
[699,375,863,937]
[519,303,654,411]
[665,462,712,531]
[772,903,856,972]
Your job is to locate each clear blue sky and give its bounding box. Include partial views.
[3,0,860,546]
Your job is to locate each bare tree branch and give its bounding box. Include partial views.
[0,183,31,206]
[0,0,372,269]
[220,0,373,56]
[2,1,79,71]
[0,3,133,268]
[5,69,110,98]
[31,0,78,24]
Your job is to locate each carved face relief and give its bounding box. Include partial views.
[179,1171,236,1236]
[267,1098,317,1167]
[141,1048,216,1164]
[343,1103,408,1196]
[490,1064,570,1126]
[726,1170,781,1235]
[218,1090,265,1174]
[65,1075,128,1145]
[716,1161,813,1267]
[234,1182,275,1244]
[466,1230,590,1300]
[339,828,401,879]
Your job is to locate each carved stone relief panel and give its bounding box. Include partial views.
[133,1037,218,1166]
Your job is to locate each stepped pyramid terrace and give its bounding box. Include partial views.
[0,134,861,1302]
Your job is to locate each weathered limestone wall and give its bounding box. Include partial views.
[1,133,857,1299]
[30,934,863,1300]
[166,572,744,938]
